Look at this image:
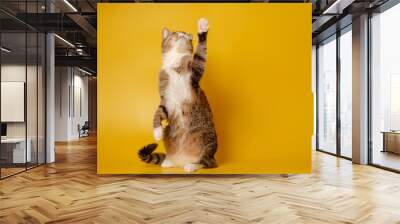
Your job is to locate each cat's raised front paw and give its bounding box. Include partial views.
[198,18,209,33]
[153,126,163,141]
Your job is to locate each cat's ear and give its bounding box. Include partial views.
[162,28,170,40]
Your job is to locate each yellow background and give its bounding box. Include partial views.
[98,3,312,174]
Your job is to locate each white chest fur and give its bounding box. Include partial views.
[162,51,193,118]
[164,70,192,117]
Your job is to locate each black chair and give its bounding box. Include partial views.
[79,121,90,138]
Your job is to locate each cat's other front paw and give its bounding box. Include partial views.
[161,159,174,168]
[153,126,163,141]
[198,18,209,34]
[183,164,202,173]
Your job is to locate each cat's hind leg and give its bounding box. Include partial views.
[199,134,218,168]
[200,156,217,168]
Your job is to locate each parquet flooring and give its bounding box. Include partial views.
[1,167,26,178]
[1,135,400,223]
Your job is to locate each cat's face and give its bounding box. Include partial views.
[162,28,193,54]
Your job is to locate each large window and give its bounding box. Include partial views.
[316,26,353,158]
[371,3,400,171]
[317,36,337,154]
[340,28,352,158]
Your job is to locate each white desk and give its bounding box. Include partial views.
[1,138,31,163]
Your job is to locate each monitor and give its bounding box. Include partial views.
[1,123,7,137]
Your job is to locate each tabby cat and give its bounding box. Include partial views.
[138,18,217,173]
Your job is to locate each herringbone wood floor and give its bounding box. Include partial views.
[1,135,400,224]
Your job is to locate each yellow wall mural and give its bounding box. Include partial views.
[98,3,312,174]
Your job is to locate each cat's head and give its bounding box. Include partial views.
[162,28,193,54]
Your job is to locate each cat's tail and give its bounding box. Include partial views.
[138,143,165,165]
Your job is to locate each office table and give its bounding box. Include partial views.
[1,138,31,164]
[382,131,400,154]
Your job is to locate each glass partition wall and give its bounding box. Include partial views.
[370,3,400,172]
[0,3,46,179]
[0,31,27,177]
[316,26,352,159]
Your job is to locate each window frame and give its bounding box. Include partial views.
[315,24,353,161]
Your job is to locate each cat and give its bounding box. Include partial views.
[138,18,217,173]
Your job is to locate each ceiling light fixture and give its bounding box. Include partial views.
[322,0,354,15]
[76,48,85,55]
[78,67,93,76]
[63,0,78,12]
[54,34,75,48]
[1,47,11,53]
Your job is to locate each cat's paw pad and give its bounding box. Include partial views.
[161,159,174,168]
[198,18,209,33]
[153,126,163,141]
[183,164,201,173]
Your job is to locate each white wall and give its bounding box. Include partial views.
[1,65,38,138]
[55,67,89,141]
